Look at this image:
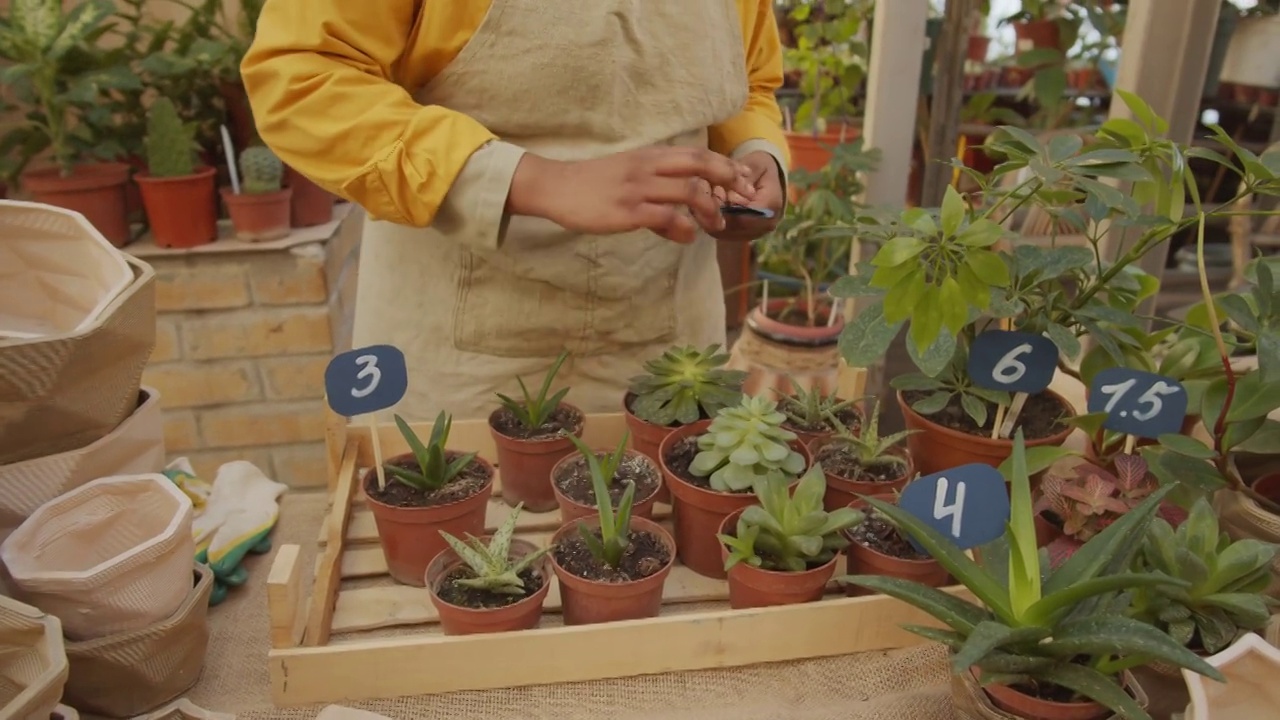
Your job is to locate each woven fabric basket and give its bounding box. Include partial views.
[953,667,1148,719]
[63,565,213,718]
[0,595,68,720]
[1,474,194,640]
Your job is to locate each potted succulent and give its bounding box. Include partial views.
[222,146,292,241]
[1,0,140,247]
[808,399,918,511]
[842,435,1225,720]
[843,492,950,594]
[489,351,584,512]
[549,441,675,625]
[624,344,745,467]
[366,413,495,586]
[717,465,862,609]
[425,504,552,636]
[551,433,663,524]
[776,381,862,449]
[135,98,218,249]
[661,394,811,578]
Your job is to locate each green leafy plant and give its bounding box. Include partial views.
[782,0,872,133]
[1129,497,1278,654]
[144,97,197,178]
[690,395,807,493]
[777,380,860,433]
[496,350,571,430]
[239,145,283,194]
[627,345,746,426]
[719,466,863,572]
[821,398,917,472]
[841,433,1223,719]
[573,432,636,570]
[438,504,549,595]
[385,412,477,493]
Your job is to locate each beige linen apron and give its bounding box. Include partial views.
[353,0,749,420]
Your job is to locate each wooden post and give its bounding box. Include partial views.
[920,0,973,208]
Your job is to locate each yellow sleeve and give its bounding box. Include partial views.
[710,0,791,171]
[240,0,500,230]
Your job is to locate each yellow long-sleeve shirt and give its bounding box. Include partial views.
[240,0,789,242]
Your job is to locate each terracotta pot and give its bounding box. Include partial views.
[425,537,551,635]
[783,403,862,452]
[22,163,131,247]
[660,422,811,578]
[979,667,1109,720]
[1253,473,1280,504]
[843,495,950,596]
[221,187,292,241]
[121,156,145,219]
[551,449,662,524]
[136,167,218,249]
[1002,65,1035,88]
[809,437,914,512]
[1068,67,1100,92]
[285,166,337,227]
[746,299,844,345]
[623,392,677,503]
[785,124,862,173]
[1013,19,1062,52]
[549,515,675,625]
[364,454,495,586]
[968,34,991,63]
[218,81,257,152]
[897,390,1075,476]
[488,403,584,513]
[718,508,837,609]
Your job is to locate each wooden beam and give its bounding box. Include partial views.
[920,0,973,207]
[267,544,306,649]
[303,438,359,646]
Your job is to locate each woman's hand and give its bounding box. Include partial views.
[507,147,756,244]
[708,150,784,242]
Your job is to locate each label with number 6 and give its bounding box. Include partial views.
[1086,367,1188,439]
[324,345,409,417]
[897,463,1010,551]
[966,330,1058,394]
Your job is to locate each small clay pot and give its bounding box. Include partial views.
[897,390,1075,477]
[661,422,811,579]
[967,34,991,63]
[551,449,662,524]
[1013,19,1062,52]
[221,186,292,241]
[1002,65,1035,88]
[488,403,584,513]
[549,515,675,625]
[22,162,132,247]
[285,165,337,227]
[978,667,1109,720]
[785,124,861,174]
[808,437,914,512]
[136,167,218,248]
[746,299,844,346]
[426,537,551,635]
[622,392,677,503]
[843,495,949,596]
[718,508,837,609]
[364,453,494,586]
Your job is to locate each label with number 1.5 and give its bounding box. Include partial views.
[1086,367,1187,439]
[324,345,409,417]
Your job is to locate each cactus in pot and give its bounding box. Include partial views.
[144,98,196,178]
[239,146,284,194]
[222,145,293,241]
[136,97,218,248]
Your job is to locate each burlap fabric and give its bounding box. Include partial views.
[184,491,957,720]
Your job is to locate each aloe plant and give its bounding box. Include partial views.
[385,412,477,493]
[821,399,917,472]
[438,504,549,595]
[778,380,860,432]
[496,350,571,430]
[840,433,1223,720]
[572,432,636,570]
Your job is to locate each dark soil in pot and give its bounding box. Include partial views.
[812,440,914,511]
[554,529,670,583]
[902,390,1069,440]
[850,516,929,561]
[491,404,583,441]
[550,515,675,624]
[366,455,490,508]
[814,446,904,484]
[489,403,584,512]
[781,405,862,447]
[426,537,550,634]
[844,497,950,595]
[435,565,544,609]
[552,451,661,523]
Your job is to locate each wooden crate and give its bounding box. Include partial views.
[266,410,962,706]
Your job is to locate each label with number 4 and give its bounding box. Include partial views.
[1087,367,1188,439]
[966,330,1058,394]
[897,463,1010,551]
[324,345,409,417]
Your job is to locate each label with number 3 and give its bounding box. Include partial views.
[1086,367,1188,439]
[966,330,1058,395]
[325,345,409,417]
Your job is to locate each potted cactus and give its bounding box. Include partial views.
[221,146,292,241]
[808,399,919,511]
[625,345,746,467]
[843,492,950,594]
[425,504,553,635]
[660,395,811,578]
[717,466,863,609]
[776,381,862,449]
[365,412,495,586]
[551,433,663,525]
[488,351,584,512]
[134,98,218,249]
[549,438,675,625]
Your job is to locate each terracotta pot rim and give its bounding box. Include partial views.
[897,389,1076,447]
[784,124,862,141]
[718,508,840,579]
[363,452,495,512]
[548,515,676,591]
[220,186,292,204]
[551,450,663,510]
[135,166,217,184]
[488,402,586,447]
[22,161,131,191]
[621,392,682,430]
[749,298,845,331]
[426,538,551,615]
[843,495,944,567]
[974,666,1112,716]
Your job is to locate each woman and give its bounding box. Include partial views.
[241,0,790,419]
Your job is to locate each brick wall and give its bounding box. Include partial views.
[140,209,362,487]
